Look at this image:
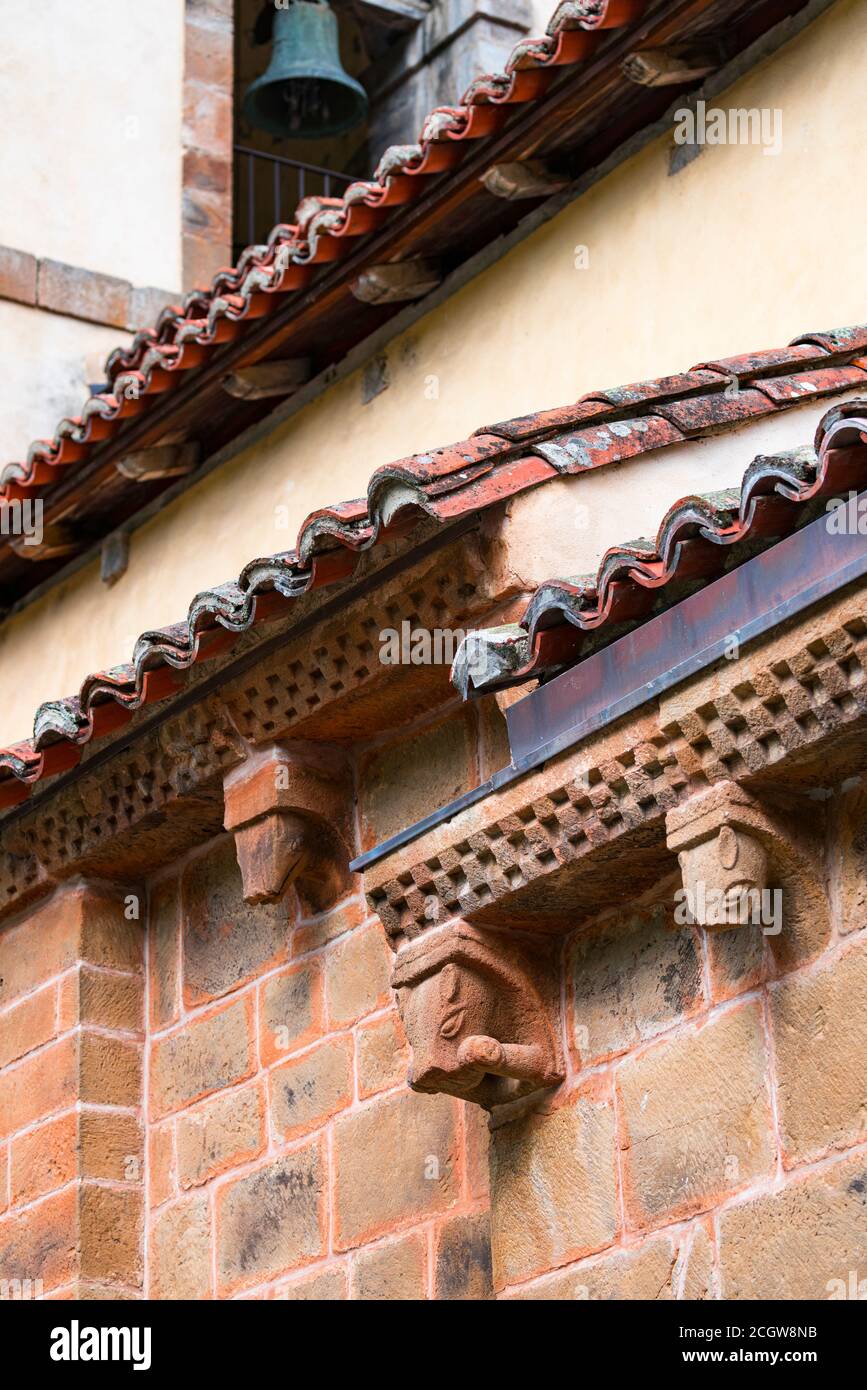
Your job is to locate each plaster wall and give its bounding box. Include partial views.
[0,300,128,465]
[0,0,184,289]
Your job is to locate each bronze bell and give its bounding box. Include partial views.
[243,1,368,140]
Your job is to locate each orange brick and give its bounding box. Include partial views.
[357,1011,409,1099]
[0,984,58,1069]
[150,996,255,1118]
[0,1186,78,1293]
[273,1267,347,1300]
[617,1002,773,1229]
[150,1195,211,1299]
[80,1110,143,1184]
[258,960,323,1067]
[79,1184,142,1288]
[80,1032,142,1108]
[77,968,143,1033]
[177,1081,265,1189]
[148,1123,175,1209]
[217,1144,325,1294]
[149,876,180,1030]
[0,1036,77,1139]
[270,1037,353,1141]
[490,1084,617,1288]
[334,1091,460,1250]
[353,1231,427,1300]
[325,924,391,1027]
[0,885,142,1010]
[182,838,289,1006]
[10,1112,77,1205]
[293,895,367,956]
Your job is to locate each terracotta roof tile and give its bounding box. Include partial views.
[1,331,865,807]
[0,0,645,518]
[452,400,867,697]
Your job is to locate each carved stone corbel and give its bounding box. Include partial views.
[223,742,353,909]
[391,920,563,1111]
[666,780,826,947]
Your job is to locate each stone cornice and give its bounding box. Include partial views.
[0,530,517,922]
[363,578,867,945]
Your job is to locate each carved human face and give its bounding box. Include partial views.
[395,960,495,1099]
[679,824,768,928]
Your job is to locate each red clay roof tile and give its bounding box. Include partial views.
[1,328,866,806]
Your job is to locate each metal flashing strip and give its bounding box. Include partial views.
[351,498,867,873]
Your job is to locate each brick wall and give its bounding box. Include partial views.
[0,882,145,1299]
[494,839,867,1299]
[1,692,865,1301]
[144,833,492,1300]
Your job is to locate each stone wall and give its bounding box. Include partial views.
[1,680,865,1299]
[143,832,492,1300]
[0,883,145,1299]
[494,875,867,1298]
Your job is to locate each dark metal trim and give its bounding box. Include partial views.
[351,498,867,873]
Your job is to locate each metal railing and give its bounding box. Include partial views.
[233,144,356,252]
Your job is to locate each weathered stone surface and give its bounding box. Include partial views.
[217,1146,325,1293]
[293,895,367,956]
[80,1110,143,1185]
[0,885,141,1008]
[325,924,391,1027]
[38,258,131,327]
[149,876,181,1029]
[360,712,477,849]
[490,1085,618,1288]
[148,1124,175,1209]
[334,1091,459,1249]
[706,923,765,1004]
[0,984,57,1069]
[274,1267,347,1300]
[681,1222,715,1300]
[79,1185,142,1288]
[0,1186,78,1293]
[80,1033,142,1108]
[357,1011,410,1098]
[73,966,144,1033]
[150,997,255,1117]
[0,1036,77,1139]
[829,782,867,936]
[435,1210,493,1300]
[10,1112,77,1205]
[0,245,37,304]
[177,1082,266,1188]
[271,1038,353,1141]
[258,960,322,1067]
[504,1236,677,1300]
[182,838,289,1003]
[151,1194,211,1300]
[719,1151,867,1299]
[569,904,702,1062]
[771,935,867,1165]
[618,1002,773,1227]
[353,1232,427,1300]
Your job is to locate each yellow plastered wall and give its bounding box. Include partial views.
[1,0,865,746]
